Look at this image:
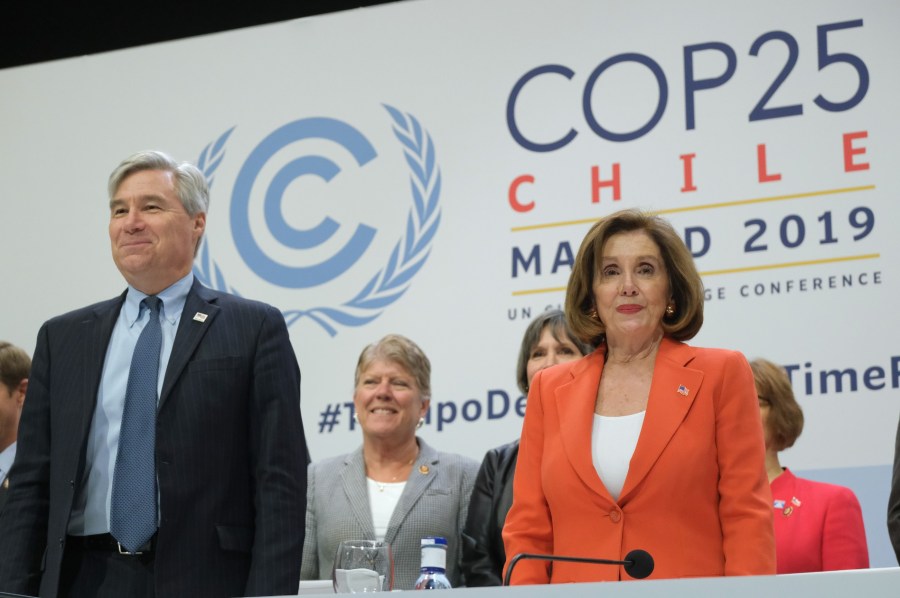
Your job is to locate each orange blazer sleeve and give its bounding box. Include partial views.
[708,345,777,575]
[502,357,554,585]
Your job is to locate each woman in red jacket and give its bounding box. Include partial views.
[751,358,869,573]
[503,209,775,584]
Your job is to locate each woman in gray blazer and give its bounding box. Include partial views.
[300,334,479,589]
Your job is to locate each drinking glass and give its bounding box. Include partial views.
[332,540,393,593]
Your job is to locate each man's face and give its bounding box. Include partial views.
[109,169,205,295]
[0,381,25,449]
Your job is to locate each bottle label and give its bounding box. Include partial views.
[420,546,446,569]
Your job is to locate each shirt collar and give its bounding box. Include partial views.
[123,272,194,326]
[0,441,15,476]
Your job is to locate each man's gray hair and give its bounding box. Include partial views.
[107,150,209,216]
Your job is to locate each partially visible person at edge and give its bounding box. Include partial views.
[301,334,480,589]
[0,150,307,598]
[503,208,775,583]
[751,357,869,573]
[461,310,591,586]
[0,341,30,512]
[890,412,900,564]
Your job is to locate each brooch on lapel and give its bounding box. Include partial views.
[193,312,208,323]
[774,496,802,517]
[676,385,690,396]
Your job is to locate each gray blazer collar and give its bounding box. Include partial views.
[340,437,440,543]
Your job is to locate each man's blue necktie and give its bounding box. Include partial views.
[110,296,161,552]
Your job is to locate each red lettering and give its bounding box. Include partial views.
[757,144,781,183]
[843,131,869,172]
[680,153,697,192]
[508,174,536,212]
[591,163,621,203]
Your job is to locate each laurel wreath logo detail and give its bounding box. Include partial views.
[191,106,442,336]
[193,126,241,296]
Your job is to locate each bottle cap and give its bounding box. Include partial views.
[420,536,448,569]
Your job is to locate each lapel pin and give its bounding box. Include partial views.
[193,312,208,323]
[677,385,690,396]
[419,465,430,475]
[2,477,8,489]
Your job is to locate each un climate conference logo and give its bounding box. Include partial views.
[192,105,442,336]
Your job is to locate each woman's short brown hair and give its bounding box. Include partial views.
[515,309,593,395]
[355,334,432,401]
[565,209,704,345]
[750,358,804,452]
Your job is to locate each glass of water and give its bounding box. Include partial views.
[332,540,393,593]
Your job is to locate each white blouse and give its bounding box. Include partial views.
[591,411,646,501]
[366,478,406,541]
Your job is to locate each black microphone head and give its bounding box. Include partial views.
[623,549,654,579]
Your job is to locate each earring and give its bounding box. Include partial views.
[587,307,599,321]
[665,303,675,317]
[416,417,425,430]
[353,413,359,423]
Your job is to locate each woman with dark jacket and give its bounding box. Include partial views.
[460,310,591,586]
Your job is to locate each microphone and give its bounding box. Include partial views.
[502,548,654,586]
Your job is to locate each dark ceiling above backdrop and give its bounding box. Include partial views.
[0,1,402,70]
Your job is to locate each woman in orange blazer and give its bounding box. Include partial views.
[503,209,776,583]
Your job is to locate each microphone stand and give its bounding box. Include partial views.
[503,549,654,586]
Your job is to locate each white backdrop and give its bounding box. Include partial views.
[1,0,897,566]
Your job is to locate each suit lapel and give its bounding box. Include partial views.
[80,295,125,437]
[556,351,611,500]
[385,439,437,544]
[159,281,220,410]
[342,449,377,538]
[619,338,702,502]
[0,476,8,509]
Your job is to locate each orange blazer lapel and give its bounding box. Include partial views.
[556,350,614,500]
[619,338,703,503]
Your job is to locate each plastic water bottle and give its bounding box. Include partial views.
[414,536,452,590]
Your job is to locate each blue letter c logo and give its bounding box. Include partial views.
[231,118,377,288]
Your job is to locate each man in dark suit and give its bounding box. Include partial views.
[0,341,30,512]
[0,151,307,597]
[890,415,900,564]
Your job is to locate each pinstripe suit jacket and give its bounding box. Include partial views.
[300,438,479,590]
[0,279,308,598]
